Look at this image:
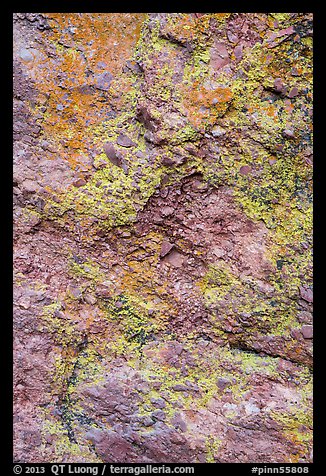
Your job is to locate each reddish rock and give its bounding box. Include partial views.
[299,286,313,303]
[273,78,286,94]
[162,250,185,268]
[210,42,230,70]
[160,240,174,258]
[301,325,313,339]
[297,311,312,324]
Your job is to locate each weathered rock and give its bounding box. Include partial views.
[116,134,135,148]
[211,125,226,138]
[299,286,313,303]
[103,142,123,167]
[162,250,186,268]
[13,12,313,465]
[95,71,113,91]
[73,178,86,187]
[217,377,231,390]
[160,240,174,258]
[239,165,251,175]
[288,87,299,98]
[160,206,175,217]
[282,129,295,139]
[301,325,313,339]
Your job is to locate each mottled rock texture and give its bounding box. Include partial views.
[13,13,313,463]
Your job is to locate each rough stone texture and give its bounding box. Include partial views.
[13,13,313,463]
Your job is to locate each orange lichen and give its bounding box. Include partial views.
[25,13,146,170]
[181,81,233,129]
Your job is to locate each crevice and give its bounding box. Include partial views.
[56,334,89,444]
[229,342,313,370]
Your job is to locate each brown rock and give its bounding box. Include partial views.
[240,165,251,175]
[103,142,123,167]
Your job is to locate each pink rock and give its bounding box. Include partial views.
[160,240,174,258]
[73,178,86,187]
[163,250,185,267]
[301,325,313,339]
[103,142,123,167]
[210,42,230,70]
[299,286,313,303]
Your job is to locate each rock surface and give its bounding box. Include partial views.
[13,13,313,463]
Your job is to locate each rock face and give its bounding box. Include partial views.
[13,13,313,463]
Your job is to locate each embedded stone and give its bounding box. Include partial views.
[19,48,33,62]
[103,143,123,167]
[162,250,185,267]
[160,241,174,258]
[211,125,226,138]
[299,286,313,303]
[301,325,313,339]
[160,206,175,217]
[273,78,286,93]
[282,129,295,139]
[234,44,243,60]
[73,178,86,187]
[288,87,299,98]
[116,134,136,148]
[239,165,251,175]
[216,377,231,390]
[151,410,166,421]
[95,71,113,91]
